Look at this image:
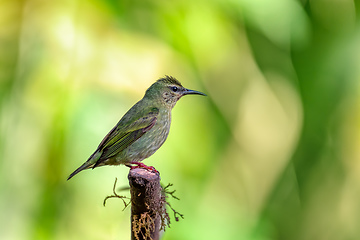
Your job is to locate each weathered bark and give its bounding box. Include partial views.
[128,168,161,240]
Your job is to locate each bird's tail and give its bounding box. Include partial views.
[67,151,102,180]
[67,161,94,180]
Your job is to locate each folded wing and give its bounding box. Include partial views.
[93,107,159,168]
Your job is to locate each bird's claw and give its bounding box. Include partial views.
[128,162,159,174]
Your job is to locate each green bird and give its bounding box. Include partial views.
[67,76,206,180]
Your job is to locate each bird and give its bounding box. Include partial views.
[67,76,206,180]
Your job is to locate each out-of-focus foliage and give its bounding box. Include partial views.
[1,0,360,239]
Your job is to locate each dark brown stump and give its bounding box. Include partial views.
[128,168,161,240]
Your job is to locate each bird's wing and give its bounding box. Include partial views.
[93,107,159,167]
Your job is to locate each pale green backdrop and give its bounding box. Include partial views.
[1,0,360,239]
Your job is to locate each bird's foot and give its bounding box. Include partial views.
[127,162,159,174]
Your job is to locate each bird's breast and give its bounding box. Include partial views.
[119,110,171,162]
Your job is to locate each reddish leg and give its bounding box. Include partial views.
[127,161,159,173]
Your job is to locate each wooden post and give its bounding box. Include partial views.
[128,168,161,240]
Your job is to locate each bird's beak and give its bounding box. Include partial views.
[182,88,207,96]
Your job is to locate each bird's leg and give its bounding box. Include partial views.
[127,161,159,173]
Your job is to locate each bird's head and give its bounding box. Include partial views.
[145,76,206,108]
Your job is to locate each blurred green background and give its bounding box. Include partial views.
[1,0,360,239]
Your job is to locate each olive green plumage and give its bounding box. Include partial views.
[67,76,206,180]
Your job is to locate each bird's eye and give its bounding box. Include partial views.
[171,86,178,92]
